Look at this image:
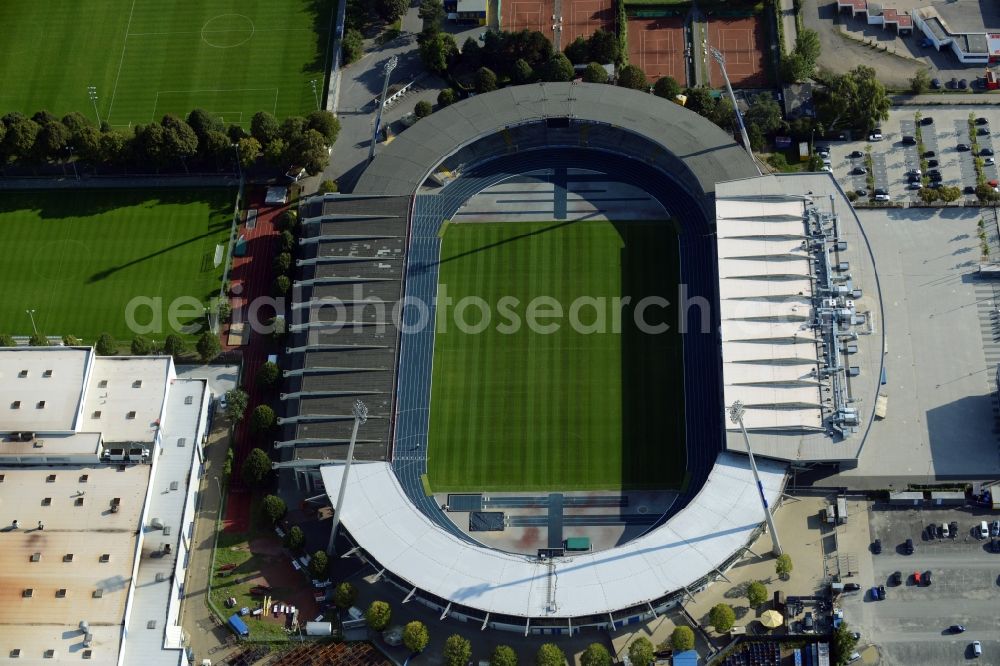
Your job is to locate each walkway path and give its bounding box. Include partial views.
[780,0,797,55]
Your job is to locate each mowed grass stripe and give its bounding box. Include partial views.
[0,189,233,342]
[427,220,684,492]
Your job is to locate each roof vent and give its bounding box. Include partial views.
[80,474,88,483]
[98,380,107,388]
[56,589,67,598]
[75,497,84,506]
[36,400,46,409]
[99,553,110,563]
[151,518,163,529]
[147,620,157,630]
[22,588,33,598]
[83,649,93,659]
[41,497,51,506]
[155,572,167,582]
[46,474,56,482]
[11,401,20,409]
[184,395,193,405]
[126,411,136,419]
[30,553,40,562]
[169,481,179,491]
[44,650,55,658]
[92,411,101,419]
[163,525,172,536]
[42,370,52,378]
[133,380,142,388]
[92,589,104,598]
[64,554,74,562]
[10,648,20,658]
[177,438,186,448]
[18,370,28,378]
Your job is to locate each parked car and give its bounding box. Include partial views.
[923,570,932,585]
[821,165,832,173]
[874,188,888,196]
[958,143,971,151]
[875,193,890,202]
[902,135,916,145]
[852,167,867,175]
[855,189,868,197]
[951,625,967,633]
[973,640,982,657]
[869,132,884,141]
[908,182,922,190]
[928,159,939,167]
[927,523,937,539]
[976,117,989,125]
[964,186,977,195]
[891,570,902,585]
[924,150,936,158]
[950,521,959,537]
[904,538,914,554]
[991,520,1000,537]
[980,148,994,156]
[931,78,941,89]
[978,127,990,136]
[844,582,862,591]
[986,158,996,166]
[849,150,864,158]
[959,79,968,89]
[929,172,943,181]
[921,116,934,125]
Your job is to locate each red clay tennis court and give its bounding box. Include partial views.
[628,18,686,84]
[501,0,556,35]
[562,0,615,46]
[707,16,768,88]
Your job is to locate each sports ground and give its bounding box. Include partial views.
[0,0,330,126]
[426,220,686,493]
[0,189,233,342]
[628,17,687,84]
[707,16,769,88]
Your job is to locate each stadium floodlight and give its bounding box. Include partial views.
[728,400,783,556]
[310,79,321,110]
[87,86,100,126]
[708,48,760,174]
[25,309,37,336]
[327,399,368,554]
[368,55,398,163]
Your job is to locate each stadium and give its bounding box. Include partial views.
[277,83,883,633]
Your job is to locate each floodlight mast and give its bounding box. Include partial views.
[87,86,100,126]
[327,399,368,554]
[709,48,761,174]
[368,56,398,163]
[728,400,783,556]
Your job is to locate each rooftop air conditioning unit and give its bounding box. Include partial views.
[150,518,163,529]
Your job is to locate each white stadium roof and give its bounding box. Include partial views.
[320,453,785,619]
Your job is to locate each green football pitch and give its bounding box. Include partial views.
[0,0,331,126]
[0,189,233,342]
[426,220,686,492]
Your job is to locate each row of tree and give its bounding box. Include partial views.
[0,108,339,175]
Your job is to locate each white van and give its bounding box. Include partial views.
[980,521,990,539]
[940,522,949,538]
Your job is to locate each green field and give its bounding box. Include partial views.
[427,220,686,492]
[0,0,330,126]
[0,189,233,342]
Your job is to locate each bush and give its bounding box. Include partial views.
[490,645,518,666]
[284,525,305,551]
[225,388,249,421]
[846,190,859,202]
[242,448,271,487]
[415,100,433,118]
[541,53,575,82]
[130,335,153,355]
[0,333,15,347]
[274,252,292,274]
[334,582,358,609]
[403,621,430,652]
[776,553,794,577]
[309,550,329,579]
[581,642,611,666]
[438,89,457,106]
[582,62,608,84]
[746,581,768,607]
[443,635,472,666]
[653,76,681,100]
[29,333,49,347]
[318,179,338,194]
[95,332,117,356]
[251,404,276,432]
[709,603,736,633]
[60,334,81,346]
[196,331,221,362]
[628,637,654,666]
[257,361,281,389]
[343,28,364,65]
[671,626,695,652]
[366,600,392,630]
[273,274,291,295]
[475,67,498,93]
[260,494,286,525]
[617,64,648,90]
[280,229,296,253]
[536,643,566,666]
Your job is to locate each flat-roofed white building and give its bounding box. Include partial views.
[0,346,211,665]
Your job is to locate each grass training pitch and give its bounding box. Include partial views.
[0,189,234,342]
[427,220,686,492]
[0,0,330,126]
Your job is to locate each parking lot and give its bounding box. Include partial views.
[825,106,1000,204]
[840,505,1000,665]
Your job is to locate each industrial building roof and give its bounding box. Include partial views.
[319,453,785,619]
[0,347,92,433]
[83,357,173,443]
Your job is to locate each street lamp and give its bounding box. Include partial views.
[368,56,398,163]
[728,400,783,556]
[87,86,100,126]
[25,309,38,336]
[709,48,759,173]
[327,399,368,554]
[310,79,321,110]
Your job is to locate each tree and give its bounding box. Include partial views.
[61,334,82,346]
[512,58,534,84]
[617,64,648,90]
[281,229,296,252]
[262,138,288,166]
[438,89,457,106]
[250,111,280,144]
[582,62,608,84]
[918,187,940,203]
[95,333,117,356]
[251,404,276,432]
[202,129,233,163]
[334,582,358,609]
[366,600,392,630]
[261,494,287,525]
[415,100,433,118]
[564,36,590,64]
[653,76,681,100]
[281,115,308,143]
[35,120,71,160]
[782,53,813,83]
[628,637,654,666]
[3,116,41,159]
[257,361,281,389]
[242,448,271,487]
[130,335,153,355]
[236,136,260,168]
[227,123,248,143]
[307,110,341,145]
[461,37,483,69]
[28,333,49,347]
[747,124,765,151]
[419,0,446,29]
[73,126,103,163]
[775,553,794,578]
[443,635,472,666]
[542,54,575,82]
[196,331,221,362]
[291,129,330,175]
[909,67,931,94]
[318,179,338,194]
[684,87,716,118]
[160,114,199,166]
[284,525,305,551]
[61,112,93,135]
[375,0,408,21]
[587,29,619,64]
[309,550,329,579]
[746,581,768,607]
[671,626,695,652]
[475,66,499,93]
[0,333,15,347]
[420,32,458,75]
[938,185,961,202]
[274,252,292,274]
[536,643,566,666]
[795,28,821,64]
[709,603,736,633]
[746,94,785,134]
[99,130,129,165]
[580,643,612,666]
[342,28,364,65]
[832,623,859,666]
[825,65,890,132]
[403,621,430,652]
[274,274,291,295]
[225,388,249,421]
[490,645,518,666]
[186,109,224,139]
